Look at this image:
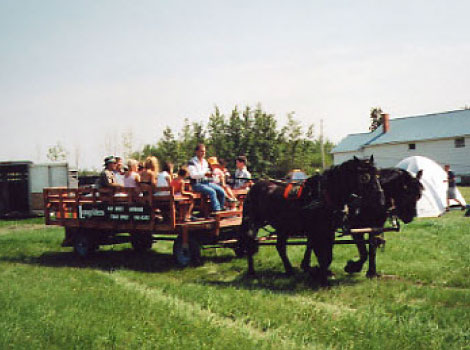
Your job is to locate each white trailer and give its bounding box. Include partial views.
[0,161,77,217]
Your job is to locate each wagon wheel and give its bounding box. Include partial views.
[131,233,154,252]
[73,232,97,258]
[173,235,201,267]
[233,245,245,258]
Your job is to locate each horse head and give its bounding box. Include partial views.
[383,169,424,223]
[326,156,385,212]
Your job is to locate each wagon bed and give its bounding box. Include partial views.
[43,185,247,265]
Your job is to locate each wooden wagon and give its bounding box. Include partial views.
[43,185,247,266]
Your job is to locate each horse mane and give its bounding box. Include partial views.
[321,158,367,207]
[379,168,423,200]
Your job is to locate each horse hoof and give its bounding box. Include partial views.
[319,278,330,288]
[344,260,363,274]
[366,272,381,279]
[285,269,295,277]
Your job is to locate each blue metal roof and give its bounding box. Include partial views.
[332,109,470,153]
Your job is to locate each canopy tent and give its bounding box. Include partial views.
[395,156,466,218]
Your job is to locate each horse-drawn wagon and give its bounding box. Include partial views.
[43,159,422,285]
[43,185,247,266]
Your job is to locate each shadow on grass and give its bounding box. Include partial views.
[0,246,241,274]
[203,267,360,293]
[0,249,182,273]
[0,248,359,293]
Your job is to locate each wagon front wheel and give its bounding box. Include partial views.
[74,233,97,258]
[173,236,201,267]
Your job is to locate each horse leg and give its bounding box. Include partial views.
[275,232,293,276]
[366,233,379,278]
[344,234,368,274]
[239,220,259,277]
[300,235,314,273]
[310,230,335,286]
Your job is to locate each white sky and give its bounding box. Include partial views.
[1,0,469,170]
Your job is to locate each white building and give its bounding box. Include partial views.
[332,109,470,175]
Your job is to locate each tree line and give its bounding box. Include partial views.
[130,105,334,178]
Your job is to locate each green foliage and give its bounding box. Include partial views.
[369,107,383,132]
[46,142,68,162]
[134,105,334,177]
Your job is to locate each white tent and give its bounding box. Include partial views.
[395,156,466,218]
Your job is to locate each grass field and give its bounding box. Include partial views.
[1,190,470,349]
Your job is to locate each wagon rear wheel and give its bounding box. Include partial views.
[131,233,154,252]
[233,246,245,258]
[173,236,201,267]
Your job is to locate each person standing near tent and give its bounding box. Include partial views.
[444,164,465,211]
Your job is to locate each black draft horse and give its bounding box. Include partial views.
[342,168,424,276]
[238,156,385,285]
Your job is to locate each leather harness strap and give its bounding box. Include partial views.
[283,183,303,200]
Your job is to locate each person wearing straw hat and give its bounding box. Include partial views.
[208,156,237,202]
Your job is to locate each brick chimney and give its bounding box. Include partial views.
[381,113,390,133]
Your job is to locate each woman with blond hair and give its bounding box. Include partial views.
[140,156,158,185]
[123,159,141,188]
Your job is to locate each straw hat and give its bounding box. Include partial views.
[207,157,219,166]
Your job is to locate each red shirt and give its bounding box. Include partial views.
[171,178,184,193]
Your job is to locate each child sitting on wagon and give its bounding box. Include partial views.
[233,156,252,189]
[171,167,196,222]
[208,157,237,203]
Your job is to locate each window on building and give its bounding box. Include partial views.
[455,137,465,148]
[408,143,416,150]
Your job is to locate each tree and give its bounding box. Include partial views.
[369,107,383,131]
[47,142,68,162]
[157,127,179,163]
[132,105,334,178]
[207,106,228,160]
[280,112,303,171]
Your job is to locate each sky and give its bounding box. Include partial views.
[1,0,469,170]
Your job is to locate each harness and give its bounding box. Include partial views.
[283,183,304,200]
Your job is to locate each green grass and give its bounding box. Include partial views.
[1,193,470,350]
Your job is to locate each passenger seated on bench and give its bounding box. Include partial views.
[155,161,173,196]
[140,156,158,186]
[233,156,252,189]
[188,143,225,214]
[113,156,125,185]
[208,157,237,202]
[171,167,196,221]
[97,156,122,189]
[123,159,140,188]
